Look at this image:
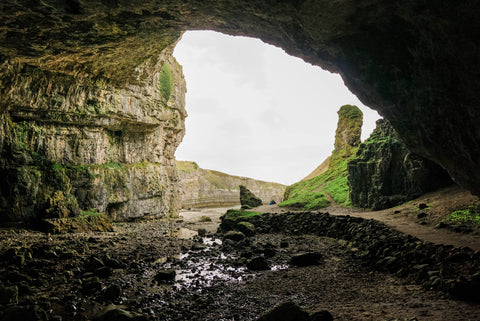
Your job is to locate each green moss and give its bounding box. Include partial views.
[159,62,173,102]
[103,162,122,170]
[80,209,103,217]
[440,206,480,227]
[338,104,363,120]
[223,209,263,219]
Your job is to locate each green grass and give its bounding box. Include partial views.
[159,62,173,102]
[280,148,357,210]
[223,209,263,219]
[80,209,103,217]
[104,162,122,170]
[440,206,480,227]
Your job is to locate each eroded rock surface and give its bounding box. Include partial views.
[348,119,453,210]
[0,43,186,223]
[1,0,480,216]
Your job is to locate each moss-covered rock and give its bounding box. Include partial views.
[239,185,263,208]
[334,105,363,152]
[0,47,186,225]
[40,213,113,234]
[348,119,453,210]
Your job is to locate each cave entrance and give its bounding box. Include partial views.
[173,31,380,185]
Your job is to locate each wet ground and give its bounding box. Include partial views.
[1,207,480,320]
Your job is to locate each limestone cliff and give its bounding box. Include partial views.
[0,44,186,224]
[348,119,453,210]
[1,0,480,212]
[177,161,285,209]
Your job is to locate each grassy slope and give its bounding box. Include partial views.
[279,148,358,210]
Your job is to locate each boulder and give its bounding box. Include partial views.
[223,231,246,242]
[240,185,262,208]
[290,252,323,267]
[310,310,334,321]
[92,305,147,321]
[237,221,256,237]
[246,256,269,271]
[154,270,176,283]
[0,305,48,321]
[0,285,18,304]
[257,301,310,321]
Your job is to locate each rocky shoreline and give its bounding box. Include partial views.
[220,211,480,302]
[0,209,479,320]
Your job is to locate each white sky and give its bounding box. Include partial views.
[173,31,381,185]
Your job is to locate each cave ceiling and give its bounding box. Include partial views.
[1,0,480,195]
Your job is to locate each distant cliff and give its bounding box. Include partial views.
[176,161,285,209]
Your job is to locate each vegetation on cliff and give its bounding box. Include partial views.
[280,105,363,210]
[348,119,452,210]
[159,62,173,102]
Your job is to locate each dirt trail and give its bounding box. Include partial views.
[256,186,480,251]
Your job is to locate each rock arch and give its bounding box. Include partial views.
[1,0,480,209]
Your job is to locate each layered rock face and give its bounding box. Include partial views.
[0,44,186,223]
[348,119,453,210]
[177,161,284,209]
[1,0,480,209]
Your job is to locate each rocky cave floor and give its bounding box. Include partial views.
[1,205,480,321]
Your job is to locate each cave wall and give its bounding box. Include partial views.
[348,119,453,210]
[0,43,186,223]
[1,0,480,219]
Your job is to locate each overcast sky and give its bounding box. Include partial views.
[173,31,381,185]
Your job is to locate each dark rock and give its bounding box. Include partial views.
[0,305,48,321]
[82,276,102,294]
[236,221,256,237]
[240,185,262,208]
[95,266,113,278]
[223,230,246,242]
[0,285,18,304]
[246,256,269,271]
[310,310,334,321]
[348,120,453,210]
[85,256,105,271]
[418,203,428,210]
[257,301,310,321]
[290,252,323,267]
[92,304,147,321]
[191,242,207,251]
[104,284,122,301]
[154,270,176,283]
[263,248,276,258]
[280,241,289,248]
[417,212,428,219]
[197,228,207,237]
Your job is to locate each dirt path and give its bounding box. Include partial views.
[256,186,480,251]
